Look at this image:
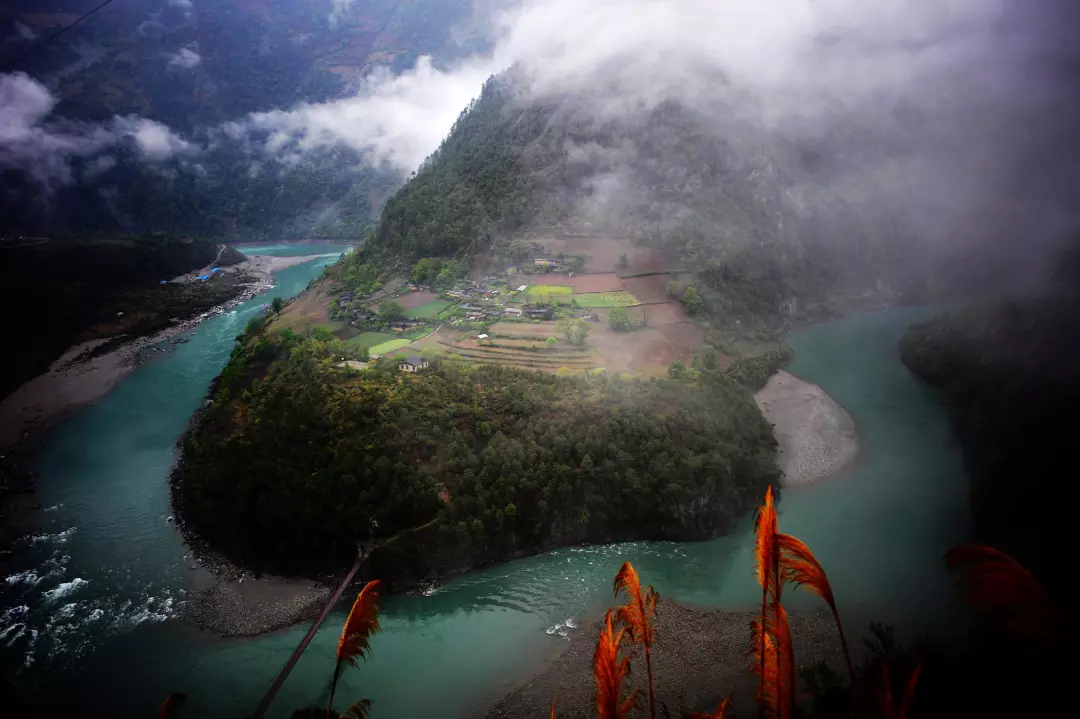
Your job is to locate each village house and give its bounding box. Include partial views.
[503,307,523,317]
[533,257,564,268]
[524,306,554,320]
[397,355,429,373]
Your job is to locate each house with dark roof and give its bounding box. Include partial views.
[397,355,429,373]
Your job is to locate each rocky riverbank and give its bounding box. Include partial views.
[0,272,276,567]
[754,370,859,486]
[485,600,847,719]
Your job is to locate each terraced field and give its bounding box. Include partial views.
[405,300,451,318]
[347,331,397,349]
[369,338,411,355]
[526,284,573,296]
[572,291,638,307]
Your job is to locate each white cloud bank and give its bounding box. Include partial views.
[232,0,1055,175]
[166,48,201,69]
[0,73,194,186]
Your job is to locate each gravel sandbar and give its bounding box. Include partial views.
[754,370,858,486]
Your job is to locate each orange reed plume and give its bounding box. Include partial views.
[875,659,923,719]
[750,619,781,719]
[327,580,382,718]
[755,487,781,600]
[686,693,734,719]
[945,544,1054,643]
[594,609,639,719]
[778,533,854,680]
[613,561,659,719]
[158,692,187,719]
[550,695,558,719]
[754,487,782,715]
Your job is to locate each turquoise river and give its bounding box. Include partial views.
[0,245,970,717]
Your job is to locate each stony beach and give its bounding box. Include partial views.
[485,600,847,719]
[754,370,859,486]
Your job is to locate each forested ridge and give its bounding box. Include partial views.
[898,248,1080,600]
[175,323,780,580]
[361,72,937,334]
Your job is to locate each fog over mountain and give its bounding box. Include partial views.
[2,0,1077,280]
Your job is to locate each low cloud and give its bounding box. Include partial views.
[166,48,201,69]
[169,0,193,8]
[328,0,354,28]
[236,55,495,173]
[115,117,193,161]
[0,73,196,186]
[12,21,37,41]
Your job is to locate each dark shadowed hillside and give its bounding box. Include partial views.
[0,0,487,239]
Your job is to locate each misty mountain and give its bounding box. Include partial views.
[0,0,487,239]
[364,71,950,333]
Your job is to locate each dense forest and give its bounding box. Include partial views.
[0,234,239,400]
[174,323,780,580]
[0,0,486,239]
[898,247,1080,600]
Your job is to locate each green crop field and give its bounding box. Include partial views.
[406,300,451,318]
[369,338,411,355]
[347,332,396,349]
[572,291,638,307]
[527,284,573,296]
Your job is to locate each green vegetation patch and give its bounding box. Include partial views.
[406,300,451,318]
[176,328,780,579]
[527,284,573,296]
[369,338,411,355]
[572,291,638,307]
[347,332,397,349]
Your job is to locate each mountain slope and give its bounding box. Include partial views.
[362,72,940,334]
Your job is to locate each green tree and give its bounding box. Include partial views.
[609,306,631,331]
[546,336,558,351]
[667,280,680,299]
[556,366,572,377]
[682,286,705,316]
[377,300,405,322]
[569,319,591,346]
[668,360,687,379]
[309,326,335,341]
[700,344,718,371]
[271,296,286,314]
[618,253,628,268]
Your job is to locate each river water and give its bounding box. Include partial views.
[1,248,969,717]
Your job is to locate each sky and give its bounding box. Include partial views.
[1,0,1077,264]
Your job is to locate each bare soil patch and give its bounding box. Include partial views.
[624,273,679,303]
[414,325,459,349]
[273,285,340,335]
[559,273,626,293]
[658,322,707,352]
[537,237,637,271]
[588,326,683,374]
[642,301,691,325]
[489,322,559,338]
